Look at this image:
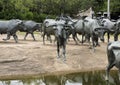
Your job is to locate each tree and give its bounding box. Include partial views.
[0,0,119,21]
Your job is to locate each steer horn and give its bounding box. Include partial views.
[95,27,109,31]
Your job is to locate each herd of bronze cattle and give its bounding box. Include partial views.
[0,15,120,81]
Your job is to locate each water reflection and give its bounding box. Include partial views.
[0,70,119,85]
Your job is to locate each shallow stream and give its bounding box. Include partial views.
[0,70,119,85]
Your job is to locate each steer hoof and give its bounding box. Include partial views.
[15,41,18,43]
[63,59,66,62]
[63,59,66,63]
[96,43,100,47]
[89,47,92,49]
[105,76,109,81]
[75,42,78,45]
[3,39,7,41]
[57,56,60,59]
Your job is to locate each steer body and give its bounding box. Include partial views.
[19,20,41,40]
[83,17,102,51]
[54,24,67,61]
[42,19,57,44]
[72,19,85,44]
[43,19,65,44]
[71,17,104,50]
[114,19,120,41]
[0,19,23,43]
[106,41,120,80]
[101,18,116,42]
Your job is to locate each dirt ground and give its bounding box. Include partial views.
[0,32,115,79]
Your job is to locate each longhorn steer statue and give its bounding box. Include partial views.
[42,19,57,44]
[106,41,120,81]
[83,17,104,51]
[114,19,120,41]
[0,19,24,43]
[53,23,70,61]
[19,20,42,40]
[42,19,66,44]
[101,18,116,42]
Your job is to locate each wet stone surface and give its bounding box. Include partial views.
[0,70,119,85]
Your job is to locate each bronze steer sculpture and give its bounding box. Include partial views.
[42,19,57,44]
[106,41,120,81]
[114,19,120,41]
[19,20,42,40]
[0,19,24,43]
[53,23,71,61]
[68,17,106,51]
[100,18,117,42]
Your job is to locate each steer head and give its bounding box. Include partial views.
[94,27,109,42]
[53,24,69,39]
[34,23,42,32]
[10,19,26,30]
[13,19,23,25]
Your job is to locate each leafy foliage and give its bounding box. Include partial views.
[0,0,119,22]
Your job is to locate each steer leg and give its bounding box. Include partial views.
[85,34,91,48]
[76,34,82,43]
[24,32,28,40]
[13,34,18,43]
[43,32,46,45]
[105,63,115,81]
[107,33,110,42]
[57,41,60,59]
[3,33,11,41]
[62,42,66,61]
[48,35,52,43]
[118,68,120,80]
[114,32,119,41]
[31,32,36,41]
[72,33,78,45]
[54,36,56,45]
[81,34,85,44]
[92,36,95,52]
[93,35,100,47]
